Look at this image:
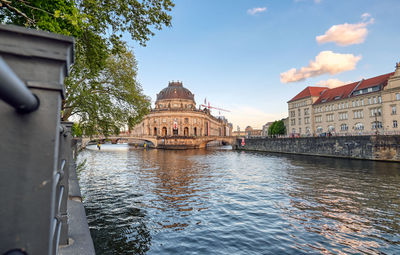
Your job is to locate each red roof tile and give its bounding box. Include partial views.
[289,71,395,106]
[288,86,327,102]
[313,82,359,105]
[355,72,394,90]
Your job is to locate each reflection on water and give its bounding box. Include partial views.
[78,146,400,254]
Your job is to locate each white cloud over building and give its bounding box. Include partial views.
[280,51,362,83]
[316,78,351,89]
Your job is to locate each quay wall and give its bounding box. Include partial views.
[235,135,400,161]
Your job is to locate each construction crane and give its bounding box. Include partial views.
[200,100,230,115]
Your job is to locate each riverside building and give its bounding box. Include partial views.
[288,62,400,136]
[131,81,232,137]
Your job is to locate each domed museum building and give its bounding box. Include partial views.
[131,81,232,138]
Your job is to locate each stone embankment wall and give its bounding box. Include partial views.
[235,136,400,161]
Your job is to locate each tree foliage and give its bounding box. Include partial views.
[64,49,151,136]
[268,120,286,136]
[0,0,174,135]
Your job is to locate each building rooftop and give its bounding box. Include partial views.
[290,72,396,105]
[156,81,195,102]
[288,86,327,103]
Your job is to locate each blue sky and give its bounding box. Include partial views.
[131,0,400,130]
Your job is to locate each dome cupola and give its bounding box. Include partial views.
[156,81,195,102]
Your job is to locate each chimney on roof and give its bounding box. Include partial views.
[395,62,400,77]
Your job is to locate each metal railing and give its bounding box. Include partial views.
[0,24,93,255]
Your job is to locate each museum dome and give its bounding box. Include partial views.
[156,81,195,102]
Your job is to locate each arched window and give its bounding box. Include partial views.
[316,126,323,133]
[355,123,364,130]
[162,127,167,136]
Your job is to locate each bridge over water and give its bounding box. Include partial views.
[83,135,238,149]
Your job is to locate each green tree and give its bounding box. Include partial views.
[268,120,286,136]
[268,122,276,136]
[0,0,174,135]
[64,48,151,136]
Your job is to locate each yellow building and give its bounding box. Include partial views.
[132,81,232,137]
[288,62,400,136]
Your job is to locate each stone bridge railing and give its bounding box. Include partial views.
[0,25,94,255]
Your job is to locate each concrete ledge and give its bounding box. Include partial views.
[68,178,82,201]
[58,200,95,255]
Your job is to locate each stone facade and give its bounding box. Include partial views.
[288,63,400,136]
[236,136,400,161]
[132,81,232,137]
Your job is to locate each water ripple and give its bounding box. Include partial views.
[78,145,400,254]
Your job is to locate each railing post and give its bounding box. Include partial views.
[57,122,74,247]
[0,24,74,255]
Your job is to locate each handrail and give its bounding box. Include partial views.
[0,57,39,113]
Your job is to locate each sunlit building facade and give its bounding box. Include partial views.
[288,62,400,136]
[132,81,232,137]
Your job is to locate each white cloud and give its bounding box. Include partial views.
[247,7,267,15]
[361,13,371,21]
[224,105,285,130]
[316,79,351,89]
[316,14,374,46]
[280,51,362,83]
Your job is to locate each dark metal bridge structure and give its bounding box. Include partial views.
[0,25,94,254]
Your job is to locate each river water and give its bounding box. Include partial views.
[77,144,400,254]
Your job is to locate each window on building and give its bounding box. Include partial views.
[339,112,348,120]
[299,128,302,134]
[316,126,323,133]
[373,97,377,104]
[184,118,189,124]
[353,110,364,119]
[298,109,301,116]
[298,118,301,125]
[394,120,398,128]
[305,117,310,124]
[346,102,349,108]
[370,108,382,116]
[292,128,296,134]
[304,108,309,115]
[378,96,382,103]
[326,114,334,122]
[340,124,348,131]
[396,93,400,100]
[355,123,364,130]
[291,119,296,125]
[328,125,335,132]
[361,99,364,106]
[352,101,355,107]
[372,121,383,129]
[392,105,397,115]
[315,116,322,123]
[368,97,372,104]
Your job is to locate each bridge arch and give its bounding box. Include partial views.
[198,136,236,148]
